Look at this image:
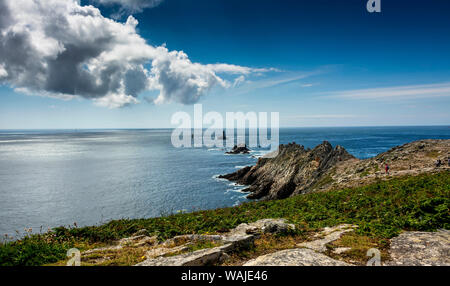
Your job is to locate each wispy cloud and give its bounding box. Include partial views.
[93,0,163,18]
[328,82,450,100]
[229,69,325,96]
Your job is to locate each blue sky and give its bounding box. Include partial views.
[0,0,449,128]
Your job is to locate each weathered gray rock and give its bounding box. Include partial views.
[136,244,232,266]
[298,224,357,253]
[222,234,254,251]
[333,247,352,254]
[243,248,351,266]
[386,230,450,266]
[118,235,158,247]
[229,219,295,236]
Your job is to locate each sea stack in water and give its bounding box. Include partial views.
[226,144,251,154]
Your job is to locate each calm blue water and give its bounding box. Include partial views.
[0,126,449,237]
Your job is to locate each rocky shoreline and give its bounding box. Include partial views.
[220,139,450,200]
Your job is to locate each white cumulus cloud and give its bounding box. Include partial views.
[0,0,271,108]
[0,64,7,78]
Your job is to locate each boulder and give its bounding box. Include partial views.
[230,218,295,235]
[243,248,351,266]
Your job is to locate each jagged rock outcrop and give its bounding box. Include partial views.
[226,144,251,154]
[220,139,450,200]
[220,141,355,200]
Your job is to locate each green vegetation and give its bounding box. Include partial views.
[326,232,390,265]
[47,246,149,266]
[312,173,334,189]
[374,164,380,172]
[426,150,441,158]
[360,169,370,177]
[1,171,449,266]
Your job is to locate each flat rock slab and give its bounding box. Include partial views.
[297,224,357,253]
[243,248,351,266]
[136,244,231,266]
[386,230,450,266]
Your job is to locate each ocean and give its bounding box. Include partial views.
[0,126,449,237]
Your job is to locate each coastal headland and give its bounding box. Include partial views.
[1,140,448,266]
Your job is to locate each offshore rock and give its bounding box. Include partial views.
[226,144,251,154]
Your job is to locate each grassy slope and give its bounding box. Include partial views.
[1,171,449,266]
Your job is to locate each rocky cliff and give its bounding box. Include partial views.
[219,141,355,200]
[220,139,450,200]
